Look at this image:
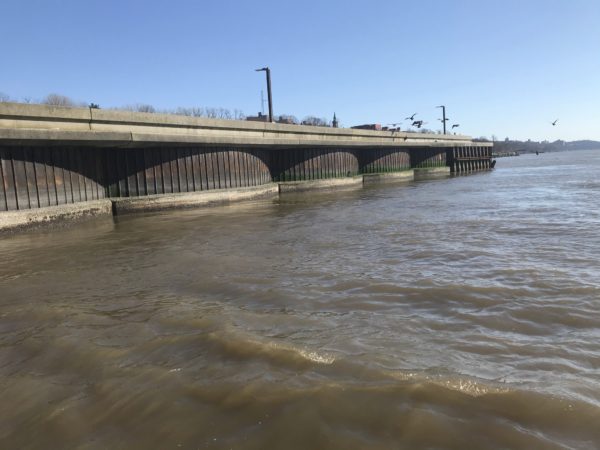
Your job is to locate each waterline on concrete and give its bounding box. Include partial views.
[0,169,464,232]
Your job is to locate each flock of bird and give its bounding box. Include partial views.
[388,115,559,133]
[388,113,459,131]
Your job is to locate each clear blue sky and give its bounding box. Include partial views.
[1,0,599,141]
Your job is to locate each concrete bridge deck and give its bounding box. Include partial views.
[0,103,481,148]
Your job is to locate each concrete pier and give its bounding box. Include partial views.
[0,103,493,231]
[446,145,493,173]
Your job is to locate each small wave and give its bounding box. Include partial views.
[297,349,336,365]
[202,328,336,369]
[384,370,511,397]
[179,373,600,450]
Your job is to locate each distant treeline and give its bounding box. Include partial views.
[477,138,600,154]
[0,92,335,127]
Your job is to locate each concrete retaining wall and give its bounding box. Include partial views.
[0,169,458,232]
[0,199,112,232]
[0,103,492,223]
[112,184,278,215]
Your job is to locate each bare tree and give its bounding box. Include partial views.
[174,107,208,117]
[43,93,77,107]
[217,108,232,119]
[0,92,10,102]
[120,104,157,113]
[135,104,156,113]
[302,116,329,127]
[174,107,192,116]
[205,107,218,119]
[174,106,244,120]
[192,107,207,117]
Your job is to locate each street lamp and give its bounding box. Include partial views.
[436,105,448,134]
[255,67,273,122]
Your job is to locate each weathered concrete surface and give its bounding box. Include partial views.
[112,184,279,215]
[0,200,112,233]
[0,167,468,232]
[0,102,490,148]
[413,167,451,179]
[363,170,414,184]
[278,177,363,194]
[0,103,491,231]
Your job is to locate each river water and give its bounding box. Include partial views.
[1,150,600,449]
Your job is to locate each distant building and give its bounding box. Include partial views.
[246,112,268,122]
[351,124,382,131]
[276,116,297,125]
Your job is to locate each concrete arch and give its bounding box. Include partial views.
[358,148,410,174]
[0,146,106,211]
[270,147,360,181]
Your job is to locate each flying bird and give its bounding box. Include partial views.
[452,124,460,129]
[551,119,558,126]
[412,120,425,128]
[386,123,401,133]
[405,113,417,121]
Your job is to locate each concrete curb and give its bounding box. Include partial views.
[111,184,279,215]
[362,170,414,184]
[414,167,451,179]
[278,177,363,193]
[0,199,113,233]
[0,168,456,232]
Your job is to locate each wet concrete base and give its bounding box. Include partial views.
[278,177,363,194]
[413,167,451,179]
[1,169,452,232]
[362,170,414,184]
[0,200,113,233]
[112,184,279,215]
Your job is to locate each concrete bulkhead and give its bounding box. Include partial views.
[0,103,492,229]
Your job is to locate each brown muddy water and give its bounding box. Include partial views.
[1,150,600,449]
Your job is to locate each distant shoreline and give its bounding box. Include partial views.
[490,139,600,155]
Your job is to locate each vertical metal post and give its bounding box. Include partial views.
[255,67,274,122]
[436,105,447,134]
[441,106,446,134]
[265,68,273,123]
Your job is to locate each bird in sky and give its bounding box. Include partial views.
[405,113,417,121]
[452,124,460,129]
[412,120,425,128]
[551,119,558,126]
[386,123,401,133]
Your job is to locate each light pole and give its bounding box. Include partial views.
[255,67,273,122]
[436,105,448,134]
